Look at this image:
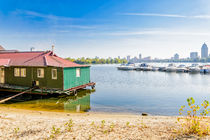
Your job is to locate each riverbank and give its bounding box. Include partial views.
[0,107,207,140]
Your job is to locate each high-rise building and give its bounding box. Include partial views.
[174,53,179,60]
[190,52,198,59]
[201,43,208,58]
[118,56,120,59]
[139,54,142,60]
[127,55,131,62]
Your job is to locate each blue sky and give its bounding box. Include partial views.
[1,0,210,58]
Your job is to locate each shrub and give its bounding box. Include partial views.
[177,97,210,136]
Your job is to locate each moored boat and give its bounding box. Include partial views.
[176,64,188,73]
[158,67,166,72]
[200,65,210,73]
[151,67,159,71]
[189,64,200,73]
[140,63,152,71]
[166,64,177,72]
[117,63,135,70]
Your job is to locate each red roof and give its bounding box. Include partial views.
[0,51,89,68]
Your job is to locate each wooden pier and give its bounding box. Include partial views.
[65,82,96,95]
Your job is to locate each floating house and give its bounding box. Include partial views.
[0,49,95,95]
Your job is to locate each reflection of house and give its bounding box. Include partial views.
[64,94,90,112]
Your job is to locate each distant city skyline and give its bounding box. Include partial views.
[1,1,210,58]
[126,43,210,62]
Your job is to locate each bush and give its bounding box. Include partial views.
[176,97,210,136]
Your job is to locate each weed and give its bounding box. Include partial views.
[177,97,210,137]
[101,120,105,128]
[91,121,95,127]
[88,135,92,140]
[65,119,73,132]
[13,127,20,134]
[109,122,115,132]
[50,125,61,139]
[126,121,131,128]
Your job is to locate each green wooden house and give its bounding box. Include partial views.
[0,50,95,95]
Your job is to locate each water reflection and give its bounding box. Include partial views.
[0,89,95,112]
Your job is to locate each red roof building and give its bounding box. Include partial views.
[0,51,93,94]
[0,51,88,67]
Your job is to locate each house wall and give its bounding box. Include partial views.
[63,67,90,90]
[5,66,63,90]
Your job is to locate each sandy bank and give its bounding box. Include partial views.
[0,107,207,140]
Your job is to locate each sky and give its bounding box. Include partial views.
[1,0,210,59]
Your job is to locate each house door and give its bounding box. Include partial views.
[0,67,5,84]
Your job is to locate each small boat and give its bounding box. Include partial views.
[166,64,177,72]
[151,67,159,71]
[176,64,188,73]
[140,63,152,71]
[189,64,200,73]
[117,63,135,70]
[200,65,210,73]
[135,64,142,71]
[158,67,166,72]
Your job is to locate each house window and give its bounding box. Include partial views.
[76,68,80,77]
[14,68,20,77]
[37,68,44,78]
[52,69,57,79]
[20,68,26,77]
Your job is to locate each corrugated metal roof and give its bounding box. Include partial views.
[0,51,88,68]
[0,59,10,66]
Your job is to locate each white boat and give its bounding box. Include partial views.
[166,64,177,72]
[176,64,187,72]
[117,63,135,70]
[135,64,142,71]
[140,63,152,71]
[189,64,200,73]
[151,67,159,71]
[200,65,210,73]
[158,67,166,72]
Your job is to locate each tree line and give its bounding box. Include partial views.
[65,57,128,64]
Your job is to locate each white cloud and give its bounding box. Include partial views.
[14,10,76,21]
[122,13,210,19]
[102,29,210,37]
[122,13,186,18]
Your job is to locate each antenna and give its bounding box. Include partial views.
[30,47,35,51]
[52,44,55,54]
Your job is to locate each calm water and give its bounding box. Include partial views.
[90,64,210,115]
[1,64,210,115]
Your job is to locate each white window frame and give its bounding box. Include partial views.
[52,69,57,80]
[76,68,80,77]
[37,68,44,78]
[14,68,20,77]
[20,68,26,77]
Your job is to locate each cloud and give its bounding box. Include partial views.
[103,29,210,37]
[122,13,210,19]
[53,25,97,30]
[123,13,186,18]
[14,10,76,21]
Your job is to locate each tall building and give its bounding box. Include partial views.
[143,56,151,61]
[139,53,142,60]
[174,53,179,60]
[201,43,208,58]
[190,52,198,59]
[127,55,131,62]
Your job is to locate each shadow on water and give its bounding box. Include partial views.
[0,89,95,113]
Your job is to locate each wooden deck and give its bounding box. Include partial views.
[65,82,96,93]
[0,82,96,95]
